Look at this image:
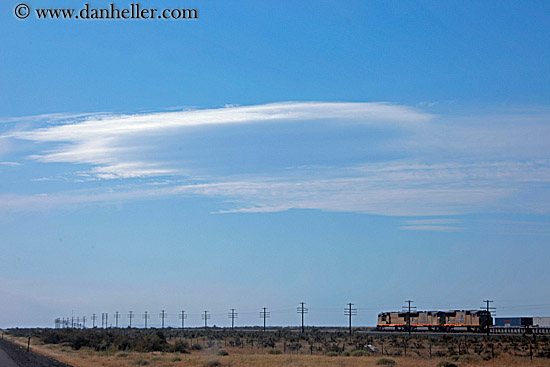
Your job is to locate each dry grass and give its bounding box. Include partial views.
[5,335,550,367]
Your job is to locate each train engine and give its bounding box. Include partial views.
[377,310,492,332]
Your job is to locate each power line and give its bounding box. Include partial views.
[259,307,270,332]
[114,312,120,328]
[228,309,238,329]
[160,310,167,329]
[143,311,149,329]
[344,303,357,337]
[101,313,108,329]
[179,310,187,329]
[482,300,496,336]
[297,302,308,333]
[402,300,416,336]
[202,311,211,329]
[128,311,134,328]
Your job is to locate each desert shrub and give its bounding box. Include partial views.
[449,354,480,363]
[116,352,129,358]
[268,349,282,354]
[169,340,190,353]
[437,362,457,367]
[217,349,229,356]
[204,360,221,367]
[351,350,366,357]
[132,358,150,366]
[171,356,182,362]
[326,351,338,357]
[375,357,396,366]
[191,343,203,350]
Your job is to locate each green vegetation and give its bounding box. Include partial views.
[375,357,396,365]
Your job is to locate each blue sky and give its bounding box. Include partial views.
[1,0,550,328]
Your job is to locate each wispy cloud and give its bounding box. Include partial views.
[7,102,430,179]
[2,102,550,227]
[0,162,20,166]
[399,225,464,232]
[403,219,460,225]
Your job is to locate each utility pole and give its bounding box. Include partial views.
[143,311,149,329]
[179,310,187,329]
[114,312,120,328]
[344,303,357,337]
[101,313,108,328]
[259,308,270,332]
[228,309,238,329]
[160,310,167,329]
[402,300,416,336]
[82,316,86,329]
[297,302,308,333]
[128,311,134,328]
[482,300,495,336]
[202,311,211,329]
[91,314,97,328]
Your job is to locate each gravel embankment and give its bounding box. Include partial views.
[0,338,72,367]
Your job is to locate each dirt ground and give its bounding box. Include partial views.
[5,334,550,367]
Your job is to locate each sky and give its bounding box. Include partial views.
[1,0,550,328]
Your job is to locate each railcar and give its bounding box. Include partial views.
[377,310,492,332]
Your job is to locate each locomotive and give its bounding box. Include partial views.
[377,310,493,332]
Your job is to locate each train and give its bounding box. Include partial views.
[377,310,493,332]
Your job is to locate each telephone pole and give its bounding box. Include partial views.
[482,300,495,336]
[179,311,187,329]
[259,308,270,332]
[297,302,308,333]
[128,311,134,328]
[143,311,149,329]
[344,303,357,337]
[202,311,211,329]
[228,309,238,329]
[402,300,416,336]
[160,310,167,329]
[114,312,120,328]
[101,313,108,328]
[91,314,97,328]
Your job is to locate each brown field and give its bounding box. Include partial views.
[4,329,550,367]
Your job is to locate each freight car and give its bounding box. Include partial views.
[377,310,492,332]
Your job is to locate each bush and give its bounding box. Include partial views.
[204,360,221,367]
[191,344,203,350]
[217,349,229,356]
[169,340,190,353]
[351,350,366,357]
[456,355,480,363]
[268,349,282,355]
[437,362,457,367]
[170,356,182,362]
[132,359,150,366]
[326,351,339,357]
[375,358,396,366]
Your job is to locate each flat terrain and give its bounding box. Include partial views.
[0,337,72,367]
[4,328,550,367]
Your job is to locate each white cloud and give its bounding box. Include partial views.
[0,162,20,166]
[2,102,550,225]
[399,225,464,232]
[7,102,430,180]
